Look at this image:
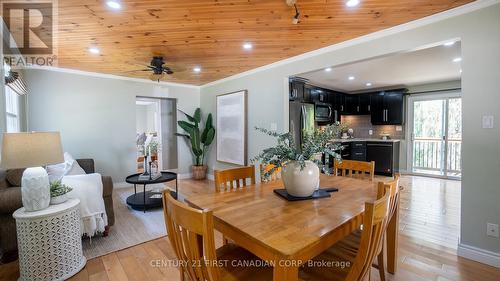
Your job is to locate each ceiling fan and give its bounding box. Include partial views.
[128,56,175,82]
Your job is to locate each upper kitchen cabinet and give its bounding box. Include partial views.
[289,79,306,101]
[342,94,371,115]
[343,94,358,115]
[370,90,405,125]
[309,87,329,103]
[358,94,371,114]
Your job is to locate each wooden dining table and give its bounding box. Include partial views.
[185,174,399,281]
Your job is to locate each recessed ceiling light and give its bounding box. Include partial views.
[460,69,463,73]
[366,82,372,87]
[243,43,253,50]
[325,67,332,72]
[346,0,360,7]
[443,41,455,46]
[453,57,462,63]
[348,76,355,80]
[106,1,121,9]
[88,47,100,54]
[193,67,201,73]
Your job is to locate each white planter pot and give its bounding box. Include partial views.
[50,194,68,205]
[281,161,319,197]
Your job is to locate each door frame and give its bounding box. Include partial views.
[406,90,462,180]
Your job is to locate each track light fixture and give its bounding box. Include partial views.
[286,0,301,24]
[292,4,300,24]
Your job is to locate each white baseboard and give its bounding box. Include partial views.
[178,173,192,179]
[114,182,130,189]
[458,243,500,268]
[178,173,214,180]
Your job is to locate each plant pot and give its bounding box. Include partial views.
[192,165,208,180]
[50,194,68,205]
[281,160,319,197]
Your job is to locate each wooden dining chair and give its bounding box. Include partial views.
[162,192,272,281]
[299,190,391,281]
[373,173,401,281]
[260,164,282,182]
[214,166,256,192]
[312,174,400,281]
[333,159,375,181]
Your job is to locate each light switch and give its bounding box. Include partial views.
[270,123,278,131]
[482,115,494,129]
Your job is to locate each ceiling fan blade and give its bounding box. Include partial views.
[163,69,174,75]
[122,69,152,73]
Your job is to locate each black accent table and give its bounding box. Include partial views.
[125,172,178,212]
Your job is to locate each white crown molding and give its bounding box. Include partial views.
[200,0,500,89]
[458,243,500,268]
[27,65,200,90]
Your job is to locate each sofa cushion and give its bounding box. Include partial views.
[0,170,10,189]
[6,169,25,187]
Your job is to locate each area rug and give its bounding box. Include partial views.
[81,183,169,259]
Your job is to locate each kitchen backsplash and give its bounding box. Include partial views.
[341,115,404,139]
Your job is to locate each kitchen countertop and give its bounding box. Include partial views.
[331,138,401,143]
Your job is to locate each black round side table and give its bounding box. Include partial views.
[125,172,178,212]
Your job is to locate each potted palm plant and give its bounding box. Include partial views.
[177,108,215,180]
[253,124,343,197]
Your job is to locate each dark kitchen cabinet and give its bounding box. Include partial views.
[370,90,405,125]
[366,141,400,176]
[351,141,367,161]
[341,94,371,115]
[289,80,305,101]
[309,87,328,103]
[358,94,371,114]
[343,95,359,115]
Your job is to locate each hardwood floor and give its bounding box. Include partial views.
[1,175,499,281]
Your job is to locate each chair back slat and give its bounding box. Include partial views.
[214,166,256,192]
[334,160,375,181]
[260,164,282,182]
[345,191,391,281]
[376,173,401,219]
[162,192,220,281]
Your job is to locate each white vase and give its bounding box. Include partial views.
[281,161,319,197]
[21,167,51,212]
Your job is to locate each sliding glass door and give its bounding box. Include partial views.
[409,93,462,179]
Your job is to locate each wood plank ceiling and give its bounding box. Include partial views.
[54,0,473,85]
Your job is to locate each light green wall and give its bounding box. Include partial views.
[25,69,200,181]
[201,4,500,256]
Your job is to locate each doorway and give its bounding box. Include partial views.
[135,97,178,172]
[408,92,462,179]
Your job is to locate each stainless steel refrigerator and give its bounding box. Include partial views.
[289,102,315,149]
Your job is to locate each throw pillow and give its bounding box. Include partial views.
[46,152,86,182]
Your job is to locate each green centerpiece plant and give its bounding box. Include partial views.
[176,108,215,180]
[49,181,73,205]
[252,123,343,197]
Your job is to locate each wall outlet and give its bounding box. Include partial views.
[482,115,494,129]
[396,126,403,132]
[368,129,373,135]
[487,223,499,238]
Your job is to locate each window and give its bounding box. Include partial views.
[5,86,20,132]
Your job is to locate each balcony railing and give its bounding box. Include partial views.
[412,138,461,176]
